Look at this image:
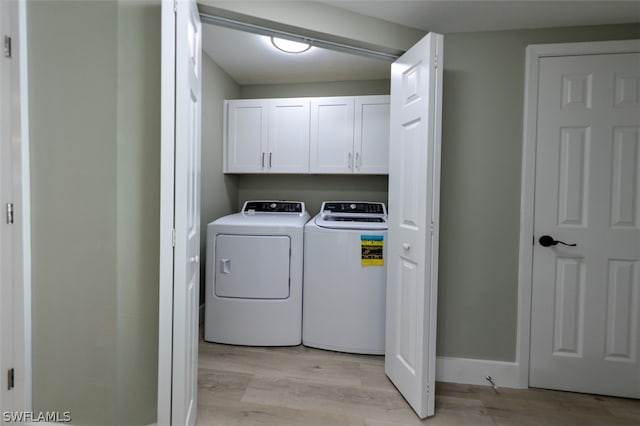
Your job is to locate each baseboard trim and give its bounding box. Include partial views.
[436,356,525,389]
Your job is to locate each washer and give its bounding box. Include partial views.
[303,201,388,355]
[204,200,309,346]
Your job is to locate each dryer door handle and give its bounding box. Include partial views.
[220,258,231,274]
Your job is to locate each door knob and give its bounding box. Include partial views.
[189,255,200,264]
[403,243,411,251]
[539,235,576,247]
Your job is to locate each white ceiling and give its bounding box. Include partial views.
[202,1,640,86]
[201,24,391,85]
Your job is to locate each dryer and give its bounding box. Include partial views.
[205,200,309,346]
[303,201,388,355]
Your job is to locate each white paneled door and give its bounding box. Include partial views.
[530,52,640,398]
[159,0,202,424]
[385,32,443,419]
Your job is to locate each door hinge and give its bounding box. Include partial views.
[434,55,438,69]
[430,221,434,235]
[7,368,14,390]
[3,35,11,58]
[171,228,176,247]
[6,203,14,224]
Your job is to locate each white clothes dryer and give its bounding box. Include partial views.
[303,201,388,355]
[205,200,309,346]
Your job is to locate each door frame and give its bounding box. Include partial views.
[0,0,31,414]
[516,38,640,388]
[158,0,176,424]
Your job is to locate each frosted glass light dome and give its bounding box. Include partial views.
[271,37,311,54]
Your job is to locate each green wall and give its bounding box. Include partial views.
[28,1,160,424]
[239,79,390,99]
[115,3,161,424]
[237,175,388,216]
[437,23,640,361]
[201,53,239,302]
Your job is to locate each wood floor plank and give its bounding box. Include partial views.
[197,402,365,426]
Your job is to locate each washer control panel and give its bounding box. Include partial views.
[321,202,386,215]
[242,200,305,214]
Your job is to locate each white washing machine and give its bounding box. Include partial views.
[204,200,309,346]
[303,201,388,355]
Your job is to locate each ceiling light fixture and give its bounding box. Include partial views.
[271,36,311,54]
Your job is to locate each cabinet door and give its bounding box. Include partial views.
[226,99,268,173]
[310,97,355,173]
[268,99,310,173]
[354,95,390,174]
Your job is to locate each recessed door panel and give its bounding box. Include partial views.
[553,257,585,356]
[610,127,639,228]
[558,127,590,227]
[398,258,418,373]
[605,260,639,362]
[215,234,290,299]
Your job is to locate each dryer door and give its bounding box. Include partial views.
[215,234,291,299]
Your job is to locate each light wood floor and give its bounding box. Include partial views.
[197,341,640,425]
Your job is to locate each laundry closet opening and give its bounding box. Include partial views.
[198,15,394,314]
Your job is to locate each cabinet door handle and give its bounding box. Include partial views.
[355,152,361,169]
[269,152,273,168]
[348,152,353,169]
[261,152,265,168]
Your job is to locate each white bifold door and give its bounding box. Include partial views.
[385,32,443,419]
[159,0,202,425]
[530,51,640,398]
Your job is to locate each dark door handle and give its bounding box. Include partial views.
[539,235,577,247]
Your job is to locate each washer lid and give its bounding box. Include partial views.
[315,201,388,230]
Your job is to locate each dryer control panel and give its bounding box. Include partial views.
[242,200,305,214]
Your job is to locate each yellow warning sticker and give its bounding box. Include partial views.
[361,235,384,266]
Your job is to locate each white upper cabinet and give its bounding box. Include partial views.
[355,96,390,174]
[268,99,310,173]
[225,98,310,173]
[225,95,389,174]
[310,97,355,173]
[310,95,390,174]
[226,99,268,173]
